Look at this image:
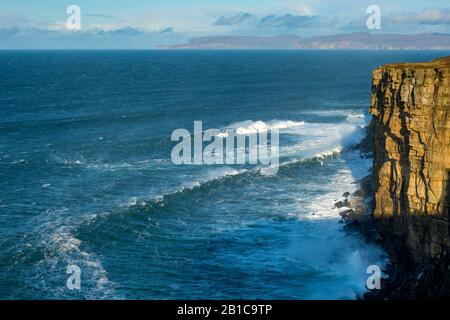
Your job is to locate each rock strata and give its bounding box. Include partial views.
[370,56,450,260]
[366,56,450,298]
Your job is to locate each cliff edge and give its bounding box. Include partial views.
[367,55,450,298]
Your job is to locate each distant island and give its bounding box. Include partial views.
[158,32,450,50]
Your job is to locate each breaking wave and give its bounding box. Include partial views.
[217,120,306,137]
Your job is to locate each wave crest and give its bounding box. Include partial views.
[217,120,305,137]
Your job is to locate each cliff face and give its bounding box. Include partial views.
[369,56,450,261]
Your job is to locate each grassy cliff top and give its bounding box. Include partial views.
[433,56,450,65]
[379,55,450,70]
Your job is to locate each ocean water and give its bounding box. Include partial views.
[0,50,448,299]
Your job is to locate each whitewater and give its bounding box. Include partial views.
[2,50,442,299]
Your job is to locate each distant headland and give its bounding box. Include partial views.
[158,32,450,50]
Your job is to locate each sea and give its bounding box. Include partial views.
[0,50,448,299]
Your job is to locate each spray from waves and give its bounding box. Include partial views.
[119,167,248,210]
[300,151,371,221]
[52,155,169,172]
[84,159,167,172]
[119,115,369,212]
[279,121,366,163]
[212,117,366,173]
[346,113,366,121]
[52,115,366,176]
[53,114,376,299]
[217,120,306,137]
[84,136,381,300]
[38,114,371,299]
[295,109,368,124]
[54,116,368,216]
[117,149,359,218]
[49,115,370,221]
[287,150,385,298]
[9,208,118,299]
[43,224,112,298]
[215,117,366,164]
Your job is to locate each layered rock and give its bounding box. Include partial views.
[369,56,450,261]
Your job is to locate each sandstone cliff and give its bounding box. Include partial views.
[370,56,450,262]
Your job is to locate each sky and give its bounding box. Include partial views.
[1,0,449,48]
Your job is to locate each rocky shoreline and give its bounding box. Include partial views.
[338,171,450,299]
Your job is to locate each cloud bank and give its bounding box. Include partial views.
[1,6,449,48]
[213,12,256,26]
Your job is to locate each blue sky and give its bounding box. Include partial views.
[1,0,449,48]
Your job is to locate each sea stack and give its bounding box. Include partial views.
[368,56,450,298]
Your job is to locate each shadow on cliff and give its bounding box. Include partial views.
[357,138,450,299]
[441,169,450,245]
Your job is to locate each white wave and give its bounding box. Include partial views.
[170,167,247,196]
[346,113,366,121]
[214,117,367,174]
[54,156,168,172]
[47,227,113,298]
[205,167,246,179]
[117,168,243,209]
[128,196,138,206]
[116,167,249,210]
[314,147,343,159]
[18,207,119,299]
[297,108,367,122]
[52,155,86,166]
[12,159,27,164]
[301,170,357,221]
[278,120,366,162]
[286,150,384,298]
[217,120,305,137]
[301,151,371,221]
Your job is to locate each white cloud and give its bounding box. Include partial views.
[0,12,35,28]
[390,7,450,25]
[213,12,256,26]
[283,1,312,16]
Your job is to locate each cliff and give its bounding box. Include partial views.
[370,56,450,260]
[367,56,450,298]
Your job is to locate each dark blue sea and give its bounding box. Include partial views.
[0,50,448,299]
